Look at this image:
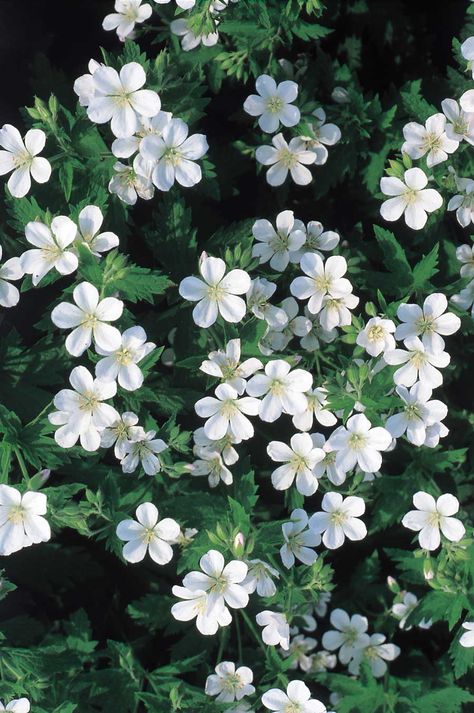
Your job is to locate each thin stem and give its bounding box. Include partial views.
[14,448,30,483]
[26,399,53,428]
[216,627,227,663]
[235,610,243,665]
[240,609,267,657]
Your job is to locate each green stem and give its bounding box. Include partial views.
[26,399,53,428]
[235,610,243,665]
[240,609,267,657]
[216,627,227,663]
[14,448,30,483]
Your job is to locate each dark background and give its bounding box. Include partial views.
[0,0,468,125]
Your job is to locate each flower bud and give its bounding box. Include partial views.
[331,86,350,104]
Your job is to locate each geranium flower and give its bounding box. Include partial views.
[116,502,179,564]
[21,217,78,285]
[51,281,123,357]
[309,493,367,549]
[402,491,465,551]
[87,62,160,138]
[256,133,316,186]
[0,124,51,198]
[0,486,50,556]
[267,433,325,495]
[262,680,326,713]
[243,74,300,133]
[103,0,152,42]
[179,255,250,328]
[380,167,443,230]
[205,661,255,703]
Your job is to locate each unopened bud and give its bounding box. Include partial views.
[233,532,245,555]
[331,86,350,104]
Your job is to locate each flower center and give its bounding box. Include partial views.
[207,284,225,301]
[270,233,289,253]
[163,146,182,166]
[266,96,285,114]
[290,454,309,473]
[367,325,384,342]
[219,399,238,418]
[329,509,347,526]
[82,313,98,329]
[210,573,229,595]
[348,432,367,450]
[404,188,419,204]
[427,511,441,527]
[416,316,435,334]
[269,378,286,396]
[13,150,32,168]
[424,132,442,151]
[277,148,298,168]
[80,391,99,411]
[314,275,331,292]
[404,403,421,421]
[323,450,336,465]
[222,673,243,692]
[116,348,133,365]
[7,504,25,525]
[285,703,302,713]
[344,626,360,645]
[141,527,156,544]
[410,350,427,369]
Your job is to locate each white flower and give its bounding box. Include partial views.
[402,113,458,167]
[309,493,366,550]
[424,420,449,448]
[320,292,359,331]
[108,160,154,205]
[451,279,474,318]
[205,661,255,702]
[0,699,31,713]
[448,176,474,228]
[116,502,179,564]
[328,413,391,473]
[111,110,172,158]
[74,59,102,107]
[456,243,474,278]
[140,118,208,191]
[460,87,474,113]
[200,338,262,394]
[280,508,320,568]
[256,133,316,187]
[441,99,474,144]
[243,74,300,134]
[49,366,119,451]
[188,447,233,487]
[268,433,325,495]
[282,634,317,671]
[0,125,51,199]
[380,167,443,230]
[246,277,288,329]
[300,308,338,351]
[256,611,290,649]
[95,325,155,391]
[391,592,432,630]
[461,35,474,79]
[193,426,240,466]
[395,293,461,353]
[252,210,306,271]
[170,18,219,52]
[385,383,447,446]
[0,486,50,556]
[100,411,141,458]
[241,559,279,597]
[103,0,152,41]
[120,428,168,475]
[290,253,352,316]
[51,281,123,357]
[460,622,474,648]
[76,205,119,257]
[181,549,248,612]
[314,592,332,619]
[310,650,337,673]
[384,336,450,389]
[292,388,337,432]
[154,0,196,8]
[246,359,312,423]
[179,255,250,328]
[356,317,396,357]
[171,585,231,636]
[321,608,370,664]
[87,62,160,138]
[293,220,340,264]
[296,108,341,164]
[20,217,78,286]
[402,491,465,551]
[0,245,23,308]
[261,680,326,713]
[195,383,260,441]
[348,633,400,678]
